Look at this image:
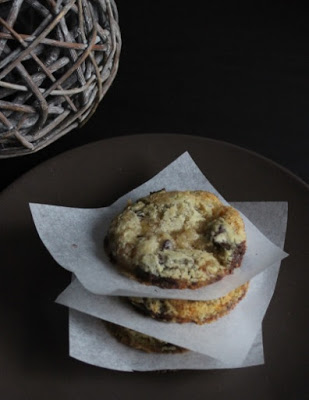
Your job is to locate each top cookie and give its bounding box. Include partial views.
[105,190,246,289]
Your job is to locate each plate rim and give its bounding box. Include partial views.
[1,133,308,198]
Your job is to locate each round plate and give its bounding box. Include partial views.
[0,134,307,400]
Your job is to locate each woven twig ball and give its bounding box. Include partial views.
[0,0,121,158]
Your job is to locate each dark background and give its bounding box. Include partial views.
[0,3,308,399]
[0,1,308,190]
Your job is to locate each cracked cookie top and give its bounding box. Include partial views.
[105,190,246,289]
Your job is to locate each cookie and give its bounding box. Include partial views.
[105,322,187,353]
[128,282,249,324]
[106,190,246,289]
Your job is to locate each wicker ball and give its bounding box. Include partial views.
[0,0,121,158]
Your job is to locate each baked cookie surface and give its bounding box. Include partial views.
[106,190,246,289]
[105,322,187,353]
[129,282,249,324]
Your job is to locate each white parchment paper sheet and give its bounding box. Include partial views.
[57,202,287,367]
[69,310,264,371]
[30,153,288,300]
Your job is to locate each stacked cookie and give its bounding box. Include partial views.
[105,190,248,353]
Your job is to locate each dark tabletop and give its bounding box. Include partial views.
[0,1,308,189]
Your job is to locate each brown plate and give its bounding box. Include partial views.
[0,134,308,400]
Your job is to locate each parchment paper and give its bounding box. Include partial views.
[30,152,288,300]
[57,201,287,368]
[69,310,264,371]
